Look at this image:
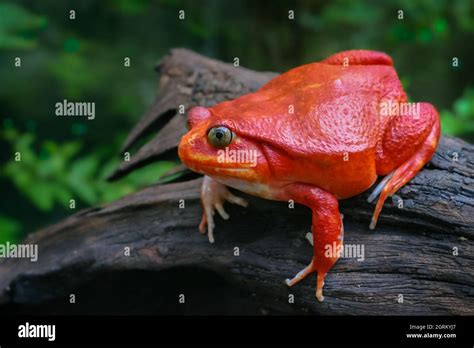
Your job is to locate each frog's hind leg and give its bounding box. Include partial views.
[370,103,440,229]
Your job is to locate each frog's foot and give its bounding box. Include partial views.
[198,175,248,243]
[285,259,328,302]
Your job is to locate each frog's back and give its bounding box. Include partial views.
[209,52,407,197]
[211,59,406,162]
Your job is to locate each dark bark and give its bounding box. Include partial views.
[0,49,472,315]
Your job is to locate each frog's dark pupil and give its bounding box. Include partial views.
[216,131,223,139]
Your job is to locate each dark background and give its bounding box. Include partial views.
[1,0,473,243]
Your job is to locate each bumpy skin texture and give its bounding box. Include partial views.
[178,50,441,301]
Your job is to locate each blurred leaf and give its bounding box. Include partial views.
[400,76,411,90]
[112,0,151,15]
[323,1,380,26]
[0,215,22,244]
[53,185,73,208]
[3,117,14,129]
[454,0,474,32]
[434,18,447,34]
[61,141,82,159]
[63,37,81,53]
[417,28,432,42]
[69,178,98,204]
[70,156,99,178]
[0,3,46,49]
[48,53,103,99]
[440,88,474,139]
[24,183,55,211]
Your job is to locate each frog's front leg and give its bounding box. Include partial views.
[199,175,248,243]
[282,184,343,302]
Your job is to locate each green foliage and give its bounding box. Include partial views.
[2,126,177,210]
[441,88,474,140]
[0,3,46,49]
[0,215,21,244]
[112,0,152,15]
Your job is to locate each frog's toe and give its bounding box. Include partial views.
[199,204,216,243]
[285,260,327,302]
[198,212,207,234]
[215,203,229,220]
[207,227,215,243]
[316,276,325,302]
[206,210,215,244]
[305,232,314,246]
[224,192,248,208]
[285,259,317,286]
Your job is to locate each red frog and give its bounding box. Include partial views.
[178,50,440,301]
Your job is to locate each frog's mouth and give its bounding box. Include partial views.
[189,164,258,181]
[214,167,252,172]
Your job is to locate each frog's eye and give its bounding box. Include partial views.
[207,126,233,148]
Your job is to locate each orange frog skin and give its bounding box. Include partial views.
[178,50,441,301]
